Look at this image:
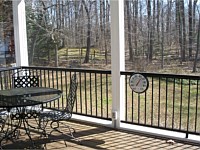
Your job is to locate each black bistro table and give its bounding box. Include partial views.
[0,87,62,147]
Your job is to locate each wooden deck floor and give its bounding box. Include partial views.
[2,120,200,150]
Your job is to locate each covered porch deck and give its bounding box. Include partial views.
[0,1,198,149]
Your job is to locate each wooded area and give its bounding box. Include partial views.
[0,0,15,65]
[24,0,200,73]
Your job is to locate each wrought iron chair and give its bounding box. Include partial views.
[39,73,78,140]
[10,69,42,129]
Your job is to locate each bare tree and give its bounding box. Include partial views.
[193,13,200,72]
[147,0,153,62]
[104,0,110,65]
[134,0,138,56]
[82,0,93,63]
[180,0,186,62]
[126,0,133,62]
[188,0,193,58]
[161,0,164,69]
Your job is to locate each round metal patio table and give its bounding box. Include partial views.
[0,87,62,148]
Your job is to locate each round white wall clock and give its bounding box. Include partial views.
[129,73,149,93]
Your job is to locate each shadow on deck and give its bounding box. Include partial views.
[2,120,200,150]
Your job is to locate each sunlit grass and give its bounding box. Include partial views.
[58,48,110,61]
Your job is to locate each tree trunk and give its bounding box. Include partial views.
[105,0,110,65]
[82,0,91,63]
[157,0,160,51]
[55,44,58,67]
[103,0,107,64]
[139,1,144,55]
[147,0,153,62]
[151,0,155,60]
[188,0,193,58]
[193,0,198,33]
[29,31,40,65]
[176,1,183,63]
[161,1,164,69]
[134,0,138,56]
[180,0,186,62]
[193,13,200,72]
[166,0,172,46]
[100,0,104,56]
[61,0,65,47]
[95,1,99,45]
[74,0,79,45]
[126,0,133,61]
[84,18,91,63]
[192,0,198,59]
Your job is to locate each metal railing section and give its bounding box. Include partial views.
[0,67,199,137]
[121,71,200,137]
[21,66,112,120]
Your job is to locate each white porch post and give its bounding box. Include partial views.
[110,0,125,128]
[12,0,29,66]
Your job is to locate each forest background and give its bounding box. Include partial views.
[23,0,200,75]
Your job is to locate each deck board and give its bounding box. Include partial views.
[1,120,200,150]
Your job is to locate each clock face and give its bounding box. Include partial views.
[129,74,149,93]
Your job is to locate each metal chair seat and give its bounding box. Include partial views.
[40,109,71,122]
[9,107,41,120]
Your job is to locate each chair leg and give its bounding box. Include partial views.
[50,121,80,142]
[37,118,49,138]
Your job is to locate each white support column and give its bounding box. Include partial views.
[12,0,29,66]
[110,0,125,128]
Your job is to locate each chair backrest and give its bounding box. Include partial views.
[12,69,39,88]
[65,73,78,113]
